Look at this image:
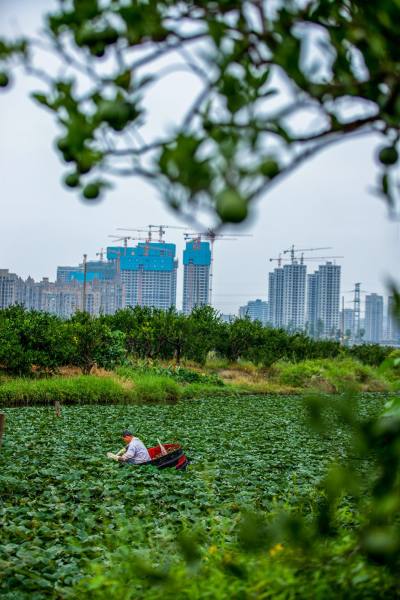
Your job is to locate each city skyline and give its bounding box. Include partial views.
[2,241,399,344]
[0,236,394,317]
[0,240,392,315]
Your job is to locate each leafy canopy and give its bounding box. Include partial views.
[1,1,400,221]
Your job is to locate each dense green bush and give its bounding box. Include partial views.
[68,312,127,373]
[0,305,71,374]
[273,358,386,392]
[348,344,393,367]
[0,305,395,376]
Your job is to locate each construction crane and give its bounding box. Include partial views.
[148,224,187,242]
[270,254,343,266]
[117,224,186,243]
[299,254,343,264]
[269,254,288,267]
[283,245,332,263]
[96,248,104,262]
[108,235,133,248]
[184,229,252,305]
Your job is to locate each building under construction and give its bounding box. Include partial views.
[182,240,211,314]
[107,242,178,310]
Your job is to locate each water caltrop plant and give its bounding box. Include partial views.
[1,394,399,598]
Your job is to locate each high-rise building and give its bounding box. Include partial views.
[0,269,24,309]
[268,267,284,327]
[40,279,124,318]
[220,313,235,323]
[182,240,211,314]
[364,293,383,343]
[340,308,355,339]
[57,260,117,284]
[239,299,269,325]
[306,273,318,336]
[387,296,400,344]
[307,262,341,338]
[57,266,80,284]
[282,262,307,331]
[108,242,177,309]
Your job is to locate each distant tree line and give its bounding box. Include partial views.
[0,305,393,376]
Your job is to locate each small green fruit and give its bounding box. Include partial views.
[57,137,69,152]
[76,159,92,174]
[378,146,398,166]
[83,183,101,199]
[216,189,248,223]
[0,71,10,88]
[64,172,80,188]
[260,159,280,178]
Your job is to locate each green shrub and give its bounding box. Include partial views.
[130,374,182,403]
[274,361,324,387]
[348,344,393,366]
[272,358,387,392]
[117,364,224,387]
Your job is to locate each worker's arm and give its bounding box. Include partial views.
[118,440,136,462]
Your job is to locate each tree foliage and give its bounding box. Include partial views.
[1,1,400,219]
[0,304,393,375]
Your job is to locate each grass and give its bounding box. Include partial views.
[0,373,182,407]
[0,375,131,407]
[269,357,388,392]
[0,357,397,407]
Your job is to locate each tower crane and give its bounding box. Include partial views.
[299,254,343,264]
[184,229,253,305]
[96,248,104,262]
[270,254,343,266]
[283,245,332,263]
[269,254,287,267]
[148,224,187,242]
[117,224,186,243]
[108,235,132,249]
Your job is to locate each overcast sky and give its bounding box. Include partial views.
[1,0,399,314]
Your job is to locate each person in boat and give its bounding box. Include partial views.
[117,430,151,464]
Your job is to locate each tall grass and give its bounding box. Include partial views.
[127,373,182,403]
[0,376,132,407]
[0,373,182,407]
[0,357,395,407]
[271,358,388,392]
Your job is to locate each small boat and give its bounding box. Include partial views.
[145,443,189,471]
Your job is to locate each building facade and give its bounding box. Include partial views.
[306,273,318,336]
[0,269,24,309]
[182,240,211,314]
[268,267,284,327]
[340,308,355,340]
[108,242,177,310]
[239,299,269,325]
[307,262,341,338]
[364,293,384,343]
[282,262,307,331]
